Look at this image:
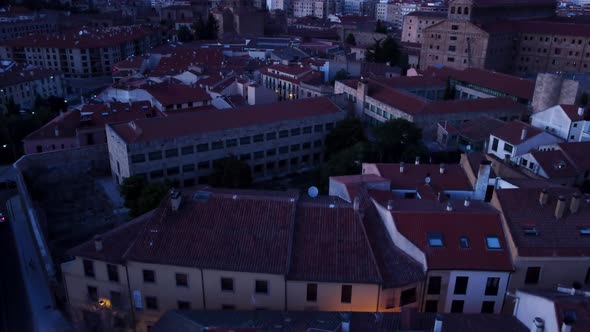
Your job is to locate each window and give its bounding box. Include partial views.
[83,259,95,278]
[325,123,334,130]
[240,136,251,145]
[491,138,499,152]
[175,273,188,287]
[167,167,179,176]
[314,124,323,132]
[266,148,276,157]
[302,126,312,134]
[222,304,235,310]
[400,288,416,306]
[255,280,268,294]
[485,277,500,296]
[481,301,495,313]
[454,276,468,294]
[450,36,457,41]
[279,130,288,138]
[165,148,178,158]
[107,264,119,282]
[290,144,300,152]
[448,45,456,52]
[585,267,590,284]
[290,128,301,136]
[525,267,541,284]
[196,143,209,152]
[253,134,264,142]
[148,151,162,161]
[177,301,191,310]
[503,143,513,154]
[427,233,444,247]
[266,132,277,140]
[143,269,155,283]
[341,285,352,303]
[183,164,195,172]
[459,237,470,248]
[451,25,459,30]
[211,141,223,150]
[87,285,98,301]
[198,161,210,170]
[145,296,158,310]
[131,154,146,163]
[181,146,194,155]
[221,277,234,291]
[226,139,237,147]
[425,300,438,312]
[451,6,455,14]
[578,227,590,236]
[486,236,501,249]
[427,276,441,294]
[523,226,538,236]
[306,283,317,302]
[110,291,121,309]
[451,300,464,313]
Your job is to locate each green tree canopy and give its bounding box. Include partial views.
[135,182,171,216]
[333,69,350,82]
[375,20,387,33]
[208,155,253,188]
[366,36,402,66]
[324,117,367,159]
[372,119,425,163]
[119,175,147,210]
[345,33,356,46]
[177,25,194,42]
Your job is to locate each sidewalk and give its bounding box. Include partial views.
[6,196,72,332]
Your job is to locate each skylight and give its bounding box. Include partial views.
[459,236,470,248]
[428,233,444,247]
[486,236,501,249]
[522,227,539,236]
[578,227,590,236]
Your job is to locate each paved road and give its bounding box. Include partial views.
[0,189,33,332]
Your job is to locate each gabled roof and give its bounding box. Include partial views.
[364,163,473,192]
[23,110,80,141]
[558,141,590,171]
[442,116,505,142]
[516,289,590,332]
[559,104,587,122]
[143,81,211,106]
[495,187,590,257]
[490,121,544,145]
[530,149,579,178]
[0,63,61,88]
[391,210,513,271]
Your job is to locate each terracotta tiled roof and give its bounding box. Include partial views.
[366,163,473,191]
[406,11,446,18]
[23,110,80,140]
[392,210,513,271]
[288,197,382,284]
[558,141,590,171]
[0,63,61,88]
[517,289,590,332]
[421,98,527,115]
[490,120,544,144]
[495,187,590,257]
[267,63,312,76]
[559,104,587,121]
[530,150,579,178]
[110,97,344,143]
[474,0,555,6]
[442,116,505,142]
[143,81,211,106]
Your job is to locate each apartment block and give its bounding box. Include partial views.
[0,61,65,109]
[401,11,446,44]
[261,63,330,101]
[105,97,348,186]
[0,16,57,41]
[293,0,326,18]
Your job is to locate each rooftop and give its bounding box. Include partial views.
[490,120,544,144]
[142,81,211,106]
[363,163,473,192]
[530,149,579,178]
[0,62,61,88]
[440,116,505,142]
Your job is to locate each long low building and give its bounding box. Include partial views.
[106,96,349,186]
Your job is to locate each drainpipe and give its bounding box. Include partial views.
[124,264,137,332]
[200,269,207,310]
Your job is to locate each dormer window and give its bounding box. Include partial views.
[523,227,539,236]
[459,237,470,248]
[486,236,501,249]
[428,233,444,247]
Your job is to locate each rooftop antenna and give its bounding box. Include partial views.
[307,186,319,198]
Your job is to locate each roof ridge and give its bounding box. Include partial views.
[356,187,384,284]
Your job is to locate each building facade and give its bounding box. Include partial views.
[401,11,446,44]
[0,61,65,109]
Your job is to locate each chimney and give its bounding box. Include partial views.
[387,200,394,211]
[341,321,350,332]
[415,156,420,165]
[473,160,491,201]
[570,192,581,214]
[562,322,573,332]
[433,314,444,332]
[464,196,471,207]
[446,202,453,212]
[54,126,60,137]
[353,196,360,212]
[555,195,566,219]
[94,236,103,252]
[170,190,182,212]
[539,188,549,206]
[400,162,405,173]
[521,127,528,141]
[400,307,417,330]
[578,107,585,117]
[531,317,545,332]
[439,163,445,174]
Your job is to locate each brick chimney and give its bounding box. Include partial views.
[555,195,566,219]
[570,192,581,214]
[539,188,548,206]
[521,127,528,141]
[94,235,103,252]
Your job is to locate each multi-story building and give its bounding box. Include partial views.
[375,1,394,22]
[293,0,326,18]
[531,105,590,142]
[401,11,446,44]
[62,187,425,331]
[105,97,348,186]
[261,63,330,101]
[343,0,374,16]
[0,15,58,41]
[390,1,419,29]
[0,61,65,109]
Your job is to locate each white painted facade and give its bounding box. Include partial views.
[513,290,561,332]
[442,270,510,313]
[530,105,590,142]
[487,131,562,162]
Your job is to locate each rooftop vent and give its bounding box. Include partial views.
[539,188,548,206]
[446,202,453,212]
[399,162,405,173]
[570,192,581,214]
[192,191,211,202]
[94,235,103,252]
[521,128,528,141]
[439,163,445,174]
[170,190,182,212]
[555,195,566,220]
[101,112,109,116]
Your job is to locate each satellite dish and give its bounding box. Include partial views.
[425,177,432,184]
[307,186,319,198]
[466,144,472,151]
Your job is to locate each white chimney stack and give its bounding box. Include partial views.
[570,192,581,214]
[94,236,103,252]
[54,127,60,137]
[415,156,420,165]
[446,202,453,212]
[555,195,566,220]
[170,190,182,212]
[521,128,528,140]
[387,200,394,211]
[539,188,549,205]
[531,317,545,332]
[433,314,444,332]
[562,322,572,332]
[578,107,585,116]
[439,163,445,174]
[464,196,471,207]
[400,162,405,173]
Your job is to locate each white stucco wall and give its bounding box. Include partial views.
[443,270,510,314]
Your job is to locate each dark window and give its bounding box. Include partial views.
[503,143,514,154]
[148,151,162,161]
[266,148,276,156]
[460,236,470,248]
[222,304,235,310]
[131,154,146,163]
[83,259,95,278]
[314,124,323,132]
[302,142,311,150]
[165,148,178,158]
[400,288,416,306]
[314,140,322,148]
[143,269,155,283]
[254,151,264,159]
[290,128,301,136]
[491,138,499,152]
[198,161,210,170]
[325,123,334,130]
[167,167,179,176]
[181,145,194,155]
[196,143,209,152]
[226,139,237,147]
[145,296,158,310]
[525,267,541,284]
[341,285,352,303]
[279,146,289,154]
[427,276,441,294]
[211,141,223,150]
[306,283,317,302]
[454,276,468,294]
[485,277,500,296]
[451,300,464,313]
[424,300,438,312]
[255,280,268,294]
[176,273,188,287]
[240,136,251,145]
[221,277,234,291]
[266,132,277,140]
[239,153,251,161]
[87,285,98,301]
[182,164,195,172]
[428,233,444,247]
[291,144,300,152]
[279,130,288,138]
[302,126,312,134]
[451,25,459,30]
[177,301,191,310]
[107,264,119,282]
[481,301,495,313]
[110,291,121,309]
[253,134,264,143]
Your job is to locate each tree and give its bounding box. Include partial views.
[372,119,425,163]
[195,13,219,40]
[333,69,350,82]
[135,182,170,216]
[119,175,147,212]
[208,155,252,188]
[375,20,387,33]
[345,33,356,46]
[324,117,367,159]
[206,13,220,39]
[177,25,194,42]
[366,36,402,66]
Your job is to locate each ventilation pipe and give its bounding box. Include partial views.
[521,128,528,140]
[464,196,471,207]
[400,162,405,173]
[439,163,445,174]
[570,192,581,214]
[539,188,548,206]
[387,200,394,211]
[415,156,420,165]
[531,317,545,332]
[94,236,103,252]
[555,195,566,219]
[170,190,182,212]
